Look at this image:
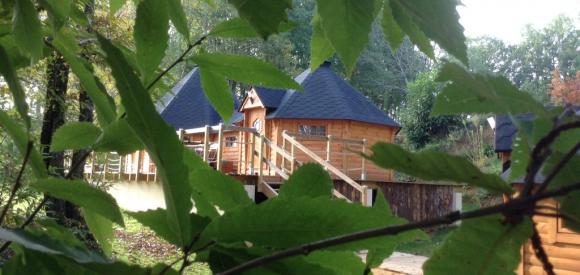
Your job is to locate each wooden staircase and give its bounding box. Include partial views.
[253,131,371,205]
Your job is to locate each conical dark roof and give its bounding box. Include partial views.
[267,62,399,127]
[156,68,242,129]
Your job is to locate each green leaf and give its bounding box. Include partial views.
[134,0,169,83]
[31,178,124,226]
[0,228,107,264]
[82,209,113,256]
[183,150,220,219]
[52,30,117,125]
[94,118,144,154]
[315,0,377,74]
[190,53,301,90]
[432,62,547,116]
[389,0,467,64]
[128,208,210,247]
[424,215,533,275]
[189,159,253,213]
[309,14,334,70]
[367,143,512,193]
[0,110,47,178]
[544,155,580,232]
[69,4,89,27]
[209,18,295,38]
[198,67,235,123]
[508,132,530,182]
[305,251,366,275]
[167,0,190,40]
[5,248,178,275]
[366,190,415,268]
[208,245,336,274]
[0,35,32,69]
[200,196,419,252]
[13,0,43,61]
[0,44,30,129]
[41,0,72,30]
[278,163,333,199]
[389,0,433,58]
[381,0,405,51]
[98,34,193,246]
[51,122,101,152]
[227,0,292,39]
[109,0,127,16]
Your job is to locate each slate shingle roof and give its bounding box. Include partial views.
[494,114,535,152]
[254,87,287,108]
[157,68,242,129]
[267,62,400,127]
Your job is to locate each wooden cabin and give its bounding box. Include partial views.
[494,115,580,275]
[90,61,402,204]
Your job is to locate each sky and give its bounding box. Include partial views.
[458,0,580,44]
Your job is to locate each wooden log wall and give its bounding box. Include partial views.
[334,181,455,222]
[519,198,580,275]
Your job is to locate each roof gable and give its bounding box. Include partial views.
[157,68,242,129]
[268,62,400,127]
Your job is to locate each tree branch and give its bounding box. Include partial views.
[536,142,580,193]
[530,226,555,275]
[522,121,580,196]
[146,35,206,91]
[218,181,580,275]
[0,141,33,225]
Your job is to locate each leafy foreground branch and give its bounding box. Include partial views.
[219,181,580,275]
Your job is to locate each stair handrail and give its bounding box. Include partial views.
[282,130,369,205]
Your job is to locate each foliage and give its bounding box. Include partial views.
[0,0,578,275]
[550,69,580,106]
[399,71,460,149]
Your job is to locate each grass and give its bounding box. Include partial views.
[395,195,482,257]
[396,226,455,257]
[112,213,211,274]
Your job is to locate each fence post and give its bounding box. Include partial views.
[216,123,224,171]
[203,125,210,162]
[361,139,367,181]
[326,135,332,168]
[281,135,286,171]
[361,185,370,206]
[258,135,264,177]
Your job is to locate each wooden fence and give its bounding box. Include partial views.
[335,180,460,222]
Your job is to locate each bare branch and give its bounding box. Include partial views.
[530,226,555,275]
[0,141,33,225]
[537,142,580,193]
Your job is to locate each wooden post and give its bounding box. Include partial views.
[216,123,224,171]
[249,133,255,174]
[118,155,123,181]
[177,128,184,141]
[326,135,332,167]
[136,151,142,182]
[361,139,367,181]
[258,135,264,177]
[203,125,210,162]
[361,185,369,206]
[237,130,243,174]
[281,135,286,171]
[290,138,295,173]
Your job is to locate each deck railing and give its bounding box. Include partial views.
[82,124,372,205]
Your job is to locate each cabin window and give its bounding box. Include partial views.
[298,125,327,136]
[225,136,237,147]
[253,119,262,132]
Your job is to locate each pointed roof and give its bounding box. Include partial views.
[267,62,400,127]
[156,68,243,129]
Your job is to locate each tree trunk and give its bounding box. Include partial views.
[40,52,69,224]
